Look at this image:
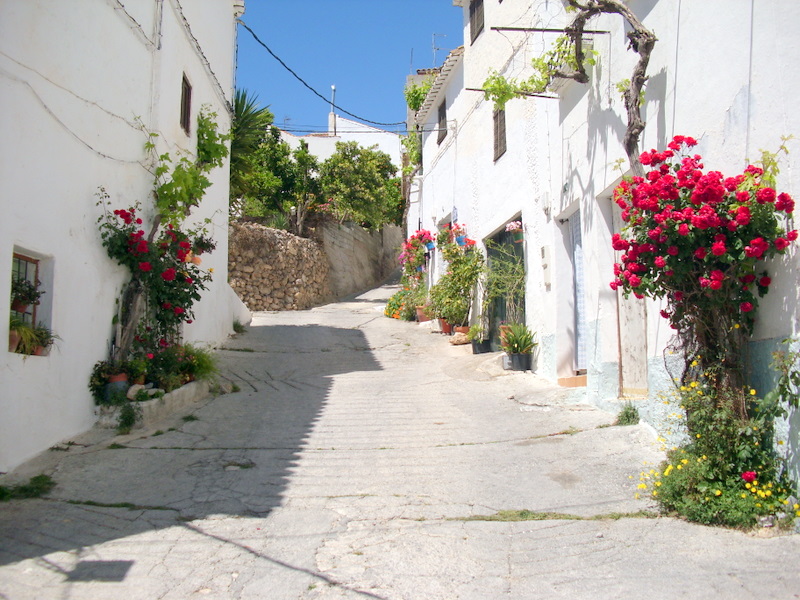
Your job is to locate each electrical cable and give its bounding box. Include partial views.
[237,20,407,128]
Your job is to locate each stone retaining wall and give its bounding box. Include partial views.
[228,221,402,311]
[228,222,332,311]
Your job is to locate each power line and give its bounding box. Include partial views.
[237,20,407,129]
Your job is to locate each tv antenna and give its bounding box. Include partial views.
[433,33,447,66]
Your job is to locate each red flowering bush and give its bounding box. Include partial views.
[98,199,215,339]
[614,137,799,527]
[611,136,795,338]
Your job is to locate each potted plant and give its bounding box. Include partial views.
[125,357,148,385]
[501,323,536,371]
[32,323,59,355]
[505,220,524,243]
[467,323,492,354]
[10,278,44,313]
[89,359,129,404]
[9,315,37,353]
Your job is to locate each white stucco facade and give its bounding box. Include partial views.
[0,0,249,472]
[280,115,402,170]
[413,0,800,468]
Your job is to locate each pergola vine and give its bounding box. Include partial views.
[484,0,657,177]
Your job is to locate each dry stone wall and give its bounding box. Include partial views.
[228,222,332,311]
[228,221,402,312]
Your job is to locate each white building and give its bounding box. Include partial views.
[0,0,249,472]
[280,114,402,169]
[412,0,800,473]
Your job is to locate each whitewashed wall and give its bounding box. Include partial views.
[0,0,246,472]
[281,116,402,171]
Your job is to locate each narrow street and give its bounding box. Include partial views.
[1,283,799,600]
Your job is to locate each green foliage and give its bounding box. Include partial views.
[764,338,800,417]
[0,474,55,501]
[148,108,229,225]
[401,130,422,174]
[11,277,44,306]
[615,78,645,106]
[501,323,536,354]
[230,89,275,203]
[319,141,401,229]
[483,35,598,110]
[467,323,486,342]
[384,288,417,321]
[117,401,141,434]
[483,71,522,110]
[10,317,39,355]
[430,242,485,326]
[615,402,640,425]
[648,447,793,529]
[233,319,246,334]
[403,76,434,112]
[483,240,526,325]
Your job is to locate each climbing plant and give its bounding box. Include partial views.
[482,0,656,176]
[98,108,229,363]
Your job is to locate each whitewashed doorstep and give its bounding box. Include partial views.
[94,380,210,429]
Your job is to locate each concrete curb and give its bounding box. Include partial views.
[94,380,210,429]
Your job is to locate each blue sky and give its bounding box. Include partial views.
[235,1,465,134]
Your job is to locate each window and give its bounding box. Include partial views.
[470,0,485,44]
[180,74,192,134]
[493,108,506,160]
[437,101,447,144]
[10,254,39,325]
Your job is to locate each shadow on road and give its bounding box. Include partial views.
[0,323,382,588]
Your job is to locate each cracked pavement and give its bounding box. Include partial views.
[1,283,799,599]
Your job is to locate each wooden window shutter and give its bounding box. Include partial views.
[437,101,447,144]
[493,108,506,160]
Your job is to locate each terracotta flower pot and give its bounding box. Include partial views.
[416,306,431,322]
[8,330,21,353]
[11,300,29,313]
[454,326,470,334]
[439,319,452,335]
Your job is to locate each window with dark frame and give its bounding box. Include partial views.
[180,74,192,134]
[470,0,485,44]
[11,254,39,325]
[437,100,447,144]
[493,108,507,161]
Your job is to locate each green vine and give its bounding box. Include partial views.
[147,108,230,225]
[401,130,422,175]
[483,35,597,110]
[404,76,435,113]
[615,78,645,107]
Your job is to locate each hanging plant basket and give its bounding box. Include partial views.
[512,231,524,243]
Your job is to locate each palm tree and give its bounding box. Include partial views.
[230,88,273,207]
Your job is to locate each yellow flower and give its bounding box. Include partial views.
[689,381,698,388]
[681,459,689,465]
[696,434,701,438]
[734,323,740,329]
[691,360,698,367]
[655,481,662,487]
[637,483,647,490]
[714,490,722,496]
[677,465,683,470]
[741,493,747,499]
[745,483,751,489]
[750,389,757,396]
[765,490,772,497]
[209,268,215,273]
[794,504,799,510]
